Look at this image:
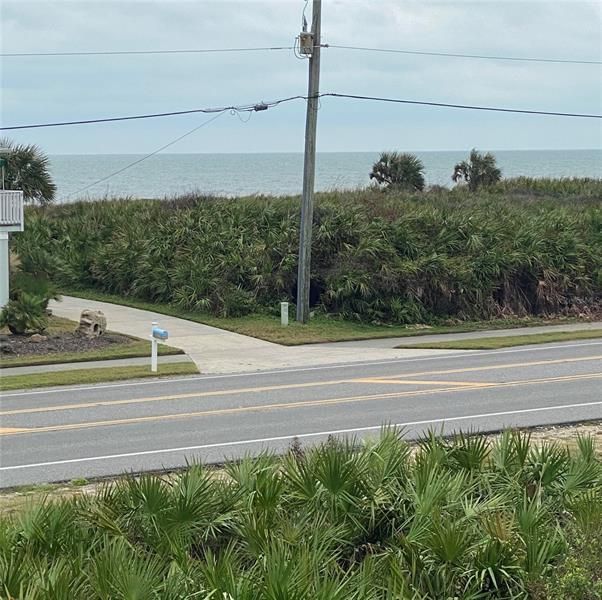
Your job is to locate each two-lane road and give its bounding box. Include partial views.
[1,340,601,487]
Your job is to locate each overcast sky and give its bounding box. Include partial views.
[1,0,601,154]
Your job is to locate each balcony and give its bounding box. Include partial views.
[0,190,24,232]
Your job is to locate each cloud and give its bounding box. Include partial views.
[1,0,600,153]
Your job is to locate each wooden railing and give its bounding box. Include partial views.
[0,190,24,231]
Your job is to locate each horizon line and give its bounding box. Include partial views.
[47,148,602,157]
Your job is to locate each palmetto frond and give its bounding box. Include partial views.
[0,137,56,205]
[14,182,601,324]
[453,149,502,191]
[1,429,601,597]
[370,152,426,191]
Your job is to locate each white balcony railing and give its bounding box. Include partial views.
[0,190,24,231]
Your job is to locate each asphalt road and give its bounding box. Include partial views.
[1,340,601,487]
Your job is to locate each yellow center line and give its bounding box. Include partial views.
[373,354,602,380]
[353,379,495,387]
[0,379,350,417]
[2,372,600,438]
[2,354,600,418]
[2,386,469,437]
[0,427,28,434]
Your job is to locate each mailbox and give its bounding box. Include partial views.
[152,326,169,341]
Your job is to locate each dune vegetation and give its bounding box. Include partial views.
[1,429,601,598]
[14,179,601,325]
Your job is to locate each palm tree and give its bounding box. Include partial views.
[452,149,502,191]
[0,138,56,205]
[370,151,426,191]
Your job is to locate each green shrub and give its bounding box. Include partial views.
[544,560,602,600]
[0,137,56,205]
[453,148,502,191]
[14,182,602,323]
[69,478,89,487]
[532,508,602,599]
[495,176,602,199]
[0,430,600,598]
[0,292,47,334]
[10,271,60,309]
[369,151,426,191]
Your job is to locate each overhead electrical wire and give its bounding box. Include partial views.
[0,96,307,131]
[0,46,296,57]
[56,91,600,197]
[67,111,227,197]
[3,42,599,65]
[321,93,602,119]
[2,92,600,132]
[325,44,602,66]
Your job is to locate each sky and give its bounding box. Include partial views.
[1,0,601,154]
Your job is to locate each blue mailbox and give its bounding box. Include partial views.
[152,326,169,341]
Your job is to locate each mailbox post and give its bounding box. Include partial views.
[150,321,169,372]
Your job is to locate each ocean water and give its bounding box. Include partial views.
[49,149,602,202]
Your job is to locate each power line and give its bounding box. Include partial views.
[322,93,602,119]
[2,92,599,132]
[0,96,306,131]
[4,42,599,66]
[326,44,602,66]
[1,45,295,58]
[67,111,226,198]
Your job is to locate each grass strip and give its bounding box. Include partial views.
[60,287,587,345]
[1,315,183,368]
[0,361,199,391]
[395,329,602,350]
[0,341,183,368]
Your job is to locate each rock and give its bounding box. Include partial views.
[0,342,14,354]
[76,309,107,338]
[29,333,48,343]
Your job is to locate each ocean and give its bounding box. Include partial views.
[49,149,602,202]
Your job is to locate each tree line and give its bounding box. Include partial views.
[369,149,502,192]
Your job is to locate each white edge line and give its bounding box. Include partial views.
[3,340,602,398]
[2,399,601,472]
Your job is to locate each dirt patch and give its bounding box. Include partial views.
[0,331,133,357]
[0,483,98,517]
[526,420,602,450]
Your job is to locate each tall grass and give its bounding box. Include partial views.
[15,179,602,323]
[494,177,602,200]
[1,430,601,598]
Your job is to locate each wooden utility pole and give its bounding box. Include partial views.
[296,0,321,323]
